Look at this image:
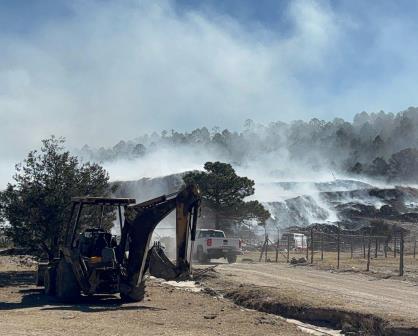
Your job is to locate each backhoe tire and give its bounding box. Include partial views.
[120,281,146,303]
[227,255,237,264]
[55,259,80,302]
[44,266,56,296]
[197,246,209,264]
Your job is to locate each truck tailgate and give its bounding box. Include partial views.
[210,237,240,249]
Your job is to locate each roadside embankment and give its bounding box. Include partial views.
[198,263,418,336]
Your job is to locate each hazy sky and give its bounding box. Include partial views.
[1,0,418,159]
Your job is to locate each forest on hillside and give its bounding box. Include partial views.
[79,107,418,183]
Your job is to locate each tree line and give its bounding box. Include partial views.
[79,107,418,182]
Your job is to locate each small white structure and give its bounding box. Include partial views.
[293,233,307,249]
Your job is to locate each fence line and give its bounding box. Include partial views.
[254,227,417,277]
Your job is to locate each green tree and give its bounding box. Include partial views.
[0,136,115,260]
[183,161,270,231]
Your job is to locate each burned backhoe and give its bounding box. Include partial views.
[36,184,201,302]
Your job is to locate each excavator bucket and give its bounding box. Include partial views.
[148,242,188,281]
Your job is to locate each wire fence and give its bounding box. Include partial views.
[255,227,418,277]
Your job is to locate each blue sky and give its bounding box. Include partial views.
[1,0,418,158]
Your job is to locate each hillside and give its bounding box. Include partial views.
[113,175,418,233]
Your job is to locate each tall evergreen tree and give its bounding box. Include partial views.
[0,136,115,260]
[184,161,269,231]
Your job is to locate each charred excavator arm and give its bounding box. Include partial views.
[119,184,200,300]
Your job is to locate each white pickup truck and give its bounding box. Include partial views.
[193,229,242,263]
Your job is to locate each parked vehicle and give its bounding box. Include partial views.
[193,229,242,263]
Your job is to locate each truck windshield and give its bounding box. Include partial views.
[200,230,225,238]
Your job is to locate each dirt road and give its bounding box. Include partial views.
[203,262,418,333]
[0,256,304,336]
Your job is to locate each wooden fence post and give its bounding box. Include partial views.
[310,228,314,264]
[275,236,279,263]
[375,238,378,259]
[259,241,264,262]
[394,236,397,258]
[350,237,353,259]
[287,234,290,263]
[366,236,371,271]
[399,230,404,276]
[337,224,341,269]
[259,237,266,262]
[305,235,309,260]
[265,235,269,263]
[321,233,324,261]
[384,240,388,258]
[363,233,366,259]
